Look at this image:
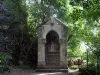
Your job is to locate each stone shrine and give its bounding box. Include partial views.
[37,17,68,72]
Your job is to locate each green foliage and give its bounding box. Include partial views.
[69,65,78,70]
[4,0,27,22]
[0,52,11,73]
[1,0,100,72]
[25,1,100,70]
[26,0,68,37]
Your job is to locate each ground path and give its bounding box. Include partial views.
[0,67,80,75]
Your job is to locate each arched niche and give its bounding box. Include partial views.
[44,29,62,39]
[46,30,59,44]
[45,30,60,66]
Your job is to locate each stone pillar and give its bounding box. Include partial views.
[37,39,46,67]
[60,39,67,68]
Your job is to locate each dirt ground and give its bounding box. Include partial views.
[0,67,80,75]
[0,67,68,75]
[0,67,35,75]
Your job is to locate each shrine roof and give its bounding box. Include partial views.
[36,17,68,29]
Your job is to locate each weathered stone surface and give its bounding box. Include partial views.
[37,17,68,72]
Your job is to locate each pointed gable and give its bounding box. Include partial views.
[37,17,68,29]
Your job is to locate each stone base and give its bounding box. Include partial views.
[36,66,68,72]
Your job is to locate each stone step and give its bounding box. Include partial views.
[36,68,68,72]
[37,66,67,69]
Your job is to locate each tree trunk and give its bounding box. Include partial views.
[87,49,89,69]
[96,56,99,75]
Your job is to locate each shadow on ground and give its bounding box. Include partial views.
[0,67,82,75]
[30,72,67,75]
[1,72,68,75]
[0,67,68,75]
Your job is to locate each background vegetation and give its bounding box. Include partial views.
[0,0,100,74]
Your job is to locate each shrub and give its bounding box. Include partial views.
[69,65,78,70]
[0,52,11,73]
[79,64,96,75]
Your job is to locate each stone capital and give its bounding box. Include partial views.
[59,39,66,43]
[42,39,46,44]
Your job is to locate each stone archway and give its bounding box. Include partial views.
[45,30,60,66]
